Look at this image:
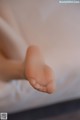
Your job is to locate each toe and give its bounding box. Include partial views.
[29,78,37,88]
[39,86,47,92]
[47,81,55,94]
[36,83,42,90]
[30,79,36,85]
[35,83,47,92]
[29,78,44,92]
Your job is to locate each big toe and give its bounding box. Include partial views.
[47,81,55,94]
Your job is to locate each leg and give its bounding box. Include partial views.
[0,4,55,93]
[0,17,27,60]
[0,2,21,34]
[0,18,55,93]
[0,2,27,60]
[0,18,26,81]
[0,51,24,81]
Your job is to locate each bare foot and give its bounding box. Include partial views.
[24,45,55,94]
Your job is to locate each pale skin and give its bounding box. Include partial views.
[0,3,55,94]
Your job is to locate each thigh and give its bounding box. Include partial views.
[0,17,28,61]
[0,1,20,34]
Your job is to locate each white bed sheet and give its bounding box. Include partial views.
[0,0,80,113]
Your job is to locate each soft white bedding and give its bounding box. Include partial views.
[0,0,80,113]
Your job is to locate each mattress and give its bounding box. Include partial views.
[0,0,80,113]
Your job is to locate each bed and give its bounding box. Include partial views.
[0,0,80,113]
